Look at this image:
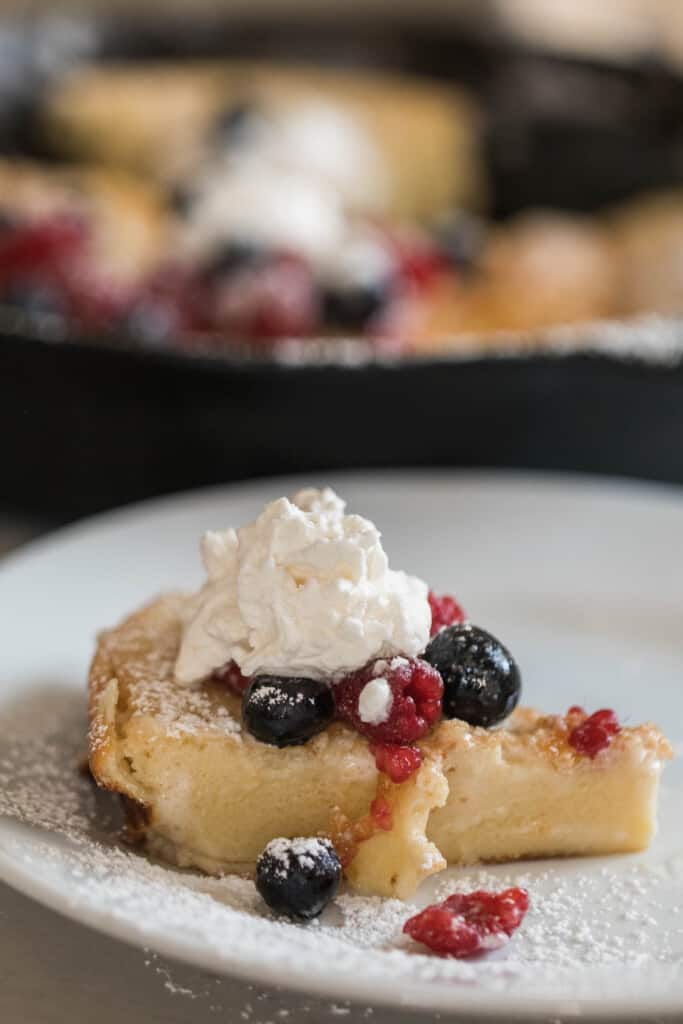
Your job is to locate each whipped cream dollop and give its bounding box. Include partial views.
[174,488,430,685]
[358,677,393,725]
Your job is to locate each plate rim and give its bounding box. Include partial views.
[5,464,683,575]
[2,838,682,1020]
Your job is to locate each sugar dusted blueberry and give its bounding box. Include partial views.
[243,675,334,747]
[255,836,341,921]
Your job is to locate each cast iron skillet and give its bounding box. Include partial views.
[4,319,683,521]
[1,13,683,520]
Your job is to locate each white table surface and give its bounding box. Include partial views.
[0,520,679,1024]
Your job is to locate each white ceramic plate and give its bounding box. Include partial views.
[0,471,681,1019]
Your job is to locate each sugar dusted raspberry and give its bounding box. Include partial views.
[212,660,251,695]
[428,591,466,636]
[567,705,586,716]
[370,742,422,784]
[335,657,443,746]
[403,887,529,958]
[569,707,620,758]
[442,888,529,935]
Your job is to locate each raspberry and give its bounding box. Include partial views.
[428,590,466,636]
[403,887,529,958]
[150,265,211,325]
[125,265,211,342]
[0,216,139,335]
[335,657,443,746]
[63,268,128,333]
[369,795,393,831]
[0,215,85,282]
[212,660,251,696]
[370,742,422,784]
[387,231,446,291]
[211,253,318,342]
[329,776,395,867]
[589,709,620,732]
[569,707,620,758]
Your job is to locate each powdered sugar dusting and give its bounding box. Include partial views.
[432,864,683,970]
[91,606,243,745]
[264,837,334,876]
[137,682,242,742]
[1,690,682,1010]
[250,686,310,709]
[274,315,683,369]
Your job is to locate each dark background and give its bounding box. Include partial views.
[2,11,683,521]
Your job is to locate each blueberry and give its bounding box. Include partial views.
[201,240,264,283]
[123,300,178,347]
[242,675,335,747]
[433,210,486,274]
[4,279,66,318]
[423,624,521,727]
[169,183,194,217]
[211,100,263,150]
[322,280,390,330]
[256,836,341,921]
